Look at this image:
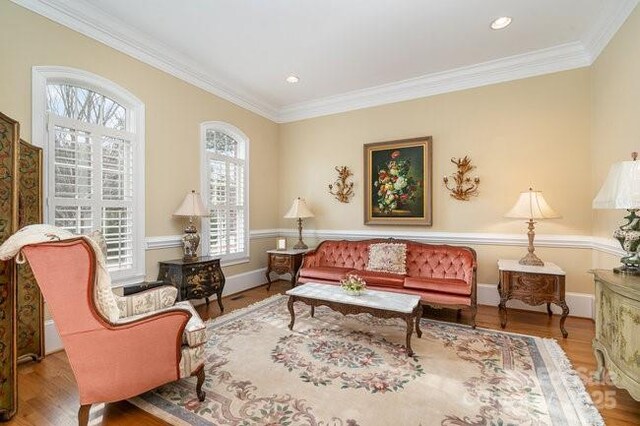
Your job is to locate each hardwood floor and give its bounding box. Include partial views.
[7,280,640,425]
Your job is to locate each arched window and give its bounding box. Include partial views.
[200,122,249,263]
[32,66,145,285]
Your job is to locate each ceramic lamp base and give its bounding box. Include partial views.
[612,209,640,275]
[614,265,640,275]
[182,222,200,260]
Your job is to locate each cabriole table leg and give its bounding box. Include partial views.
[559,301,570,338]
[287,296,296,330]
[404,316,415,357]
[415,304,423,338]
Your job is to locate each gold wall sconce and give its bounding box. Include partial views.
[328,166,355,203]
[443,156,480,201]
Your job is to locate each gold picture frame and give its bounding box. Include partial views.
[364,136,433,226]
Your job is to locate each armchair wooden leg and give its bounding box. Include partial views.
[78,404,92,426]
[192,365,206,402]
[470,305,477,329]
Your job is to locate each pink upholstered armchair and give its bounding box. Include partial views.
[15,236,207,425]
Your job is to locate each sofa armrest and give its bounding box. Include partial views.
[115,285,178,318]
[301,250,320,268]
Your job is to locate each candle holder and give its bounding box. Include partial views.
[328,166,354,203]
[443,156,480,201]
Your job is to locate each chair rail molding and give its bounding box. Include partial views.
[145,229,281,250]
[279,228,621,253]
[145,228,624,257]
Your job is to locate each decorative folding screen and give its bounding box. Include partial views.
[0,112,44,420]
[17,139,44,362]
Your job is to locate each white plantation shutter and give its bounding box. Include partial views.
[202,125,249,261]
[101,135,134,270]
[46,82,140,277]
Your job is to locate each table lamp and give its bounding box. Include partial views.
[593,152,640,275]
[174,190,209,260]
[284,197,314,249]
[505,188,561,266]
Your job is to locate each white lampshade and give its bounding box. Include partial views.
[593,160,640,209]
[174,190,209,217]
[284,197,314,219]
[505,188,561,220]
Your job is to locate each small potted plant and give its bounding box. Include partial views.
[340,274,367,296]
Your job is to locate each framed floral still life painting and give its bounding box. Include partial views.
[364,136,432,226]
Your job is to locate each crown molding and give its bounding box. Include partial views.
[277,0,638,122]
[12,0,638,124]
[581,0,639,63]
[11,0,279,122]
[277,42,591,122]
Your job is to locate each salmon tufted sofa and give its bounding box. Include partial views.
[297,238,478,327]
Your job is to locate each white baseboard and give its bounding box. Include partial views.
[44,319,63,354]
[43,270,594,354]
[223,267,268,296]
[477,283,594,319]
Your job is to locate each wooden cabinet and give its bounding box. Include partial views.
[265,249,309,290]
[592,270,640,401]
[157,257,225,312]
[122,280,165,296]
[0,113,44,420]
[498,259,569,337]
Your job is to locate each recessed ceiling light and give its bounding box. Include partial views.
[490,16,512,30]
[286,75,300,84]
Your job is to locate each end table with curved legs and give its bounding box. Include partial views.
[498,259,569,338]
[266,249,309,291]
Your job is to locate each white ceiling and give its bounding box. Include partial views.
[14,0,640,121]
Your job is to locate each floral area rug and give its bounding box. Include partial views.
[129,295,603,426]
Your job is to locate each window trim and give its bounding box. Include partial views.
[200,121,250,264]
[32,66,146,286]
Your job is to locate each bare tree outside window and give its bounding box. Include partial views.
[47,84,126,130]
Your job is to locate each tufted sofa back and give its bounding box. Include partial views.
[311,239,476,284]
[404,242,476,284]
[314,240,371,269]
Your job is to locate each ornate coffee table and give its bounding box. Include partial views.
[286,282,423,356]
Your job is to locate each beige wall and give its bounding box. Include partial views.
[3,1,640,297]
[0,2,279,281]
[279,70,595,293]
[591,5,640,268]
[279,70,592,235]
